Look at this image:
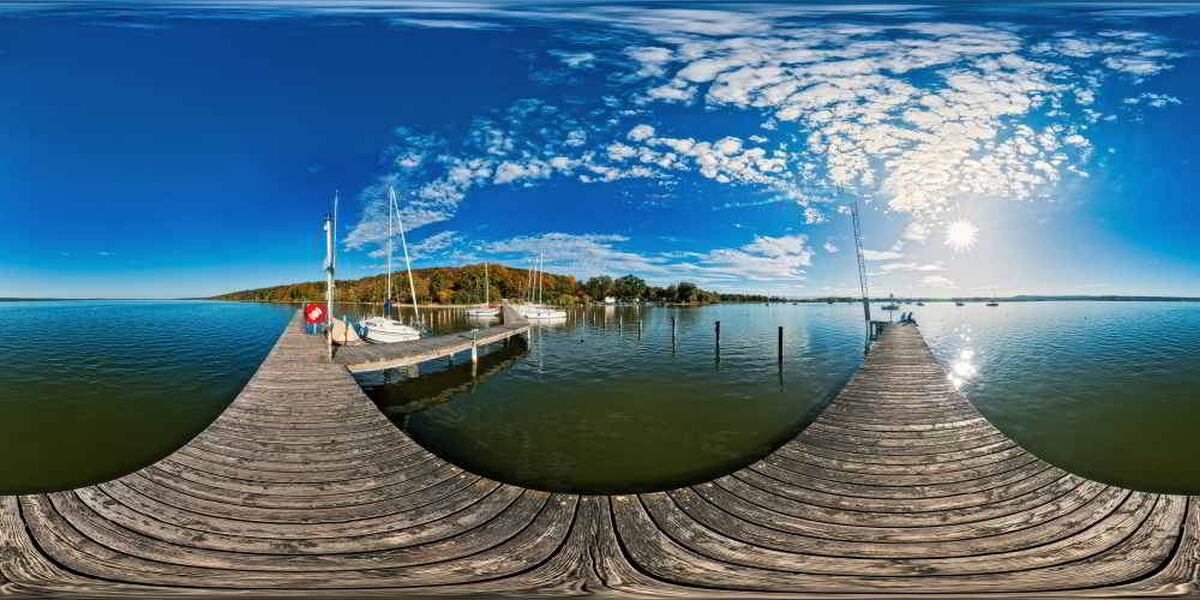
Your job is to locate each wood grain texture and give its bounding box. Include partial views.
[1,315,1195,599]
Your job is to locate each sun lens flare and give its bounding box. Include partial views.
[944,219,979,253]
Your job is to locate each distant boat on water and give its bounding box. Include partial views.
[466,262,500,319]
[881,293,900,311]
[362,186,422,344]
[986,301,1000,307]
[518,252,566,321]
[955,301,965,306]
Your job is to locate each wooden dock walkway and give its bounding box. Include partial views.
[333,304,529,373]
[1,316,1196,598]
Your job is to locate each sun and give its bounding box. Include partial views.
[944,219,979,253]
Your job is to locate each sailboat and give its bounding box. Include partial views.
[986,286,1001,306]
[520,252,566,320]
[466,262,500,318]
[880,292,900,311]
[360,186,422,344]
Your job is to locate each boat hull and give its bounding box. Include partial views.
[360,318,421,344]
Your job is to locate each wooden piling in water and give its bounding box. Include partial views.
[778,325,784,364]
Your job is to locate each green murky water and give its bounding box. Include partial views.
[0,300,292,494]
[1,300,1196,496]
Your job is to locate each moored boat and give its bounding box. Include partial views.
[361,316,421,343]
[466,262,500,318]
[360,185,423,345]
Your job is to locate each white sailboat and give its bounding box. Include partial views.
[521,252,566,321]
[466,262,500,318]
[361,186,422,344]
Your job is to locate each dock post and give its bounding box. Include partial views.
[471,331,478,365]
[715,320,721,355]
[778,326,784,364]
[637,319,642,340]
[671,316,677,353]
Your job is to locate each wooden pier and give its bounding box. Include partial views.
[1,316,1197,598]
[333,304,529,373]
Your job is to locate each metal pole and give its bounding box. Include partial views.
[323,210,334,361]
[778,326,784,364]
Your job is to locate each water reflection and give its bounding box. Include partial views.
[365,338,529,418]
[947,325,978,390]
[360,303,866,494]
[918,301,1200,494]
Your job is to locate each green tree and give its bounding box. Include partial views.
[676,281,699,303]
[584,275,614,300]
[613,274,647,300]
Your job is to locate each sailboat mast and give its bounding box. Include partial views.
[323,204,334,360]
[385,190,393,313]
[325,191,338,327]
[850,196,873,341]
[538,252,544,305]
[526,258,534,303]
[389,186,421,325]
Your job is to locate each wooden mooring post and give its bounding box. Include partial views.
[671,316,677,353]
[714,320,721,355]
[778,326,784,364]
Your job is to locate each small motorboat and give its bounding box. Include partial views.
[916,301,926,306]
[986,301,1000,307]
[955,301,965,306]
[881,304,900,311]
[360,316,421,343]
[523,305,567,320]
[466,306,500,318]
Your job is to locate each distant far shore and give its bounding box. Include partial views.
[206,295,1198,304]
[5,295,1199,304]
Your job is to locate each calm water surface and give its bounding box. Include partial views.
[2,300,1196,496]
[362,304,865,494]
[0,300,292,493]
[365,301,1200,494]
[917,301,1200,494]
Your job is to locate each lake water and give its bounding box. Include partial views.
[361,303,866,494]
[916,301,1200,495]
[1,300,1196,495]
[0,300,292,494]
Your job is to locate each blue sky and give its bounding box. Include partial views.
[1,1,1198,298]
